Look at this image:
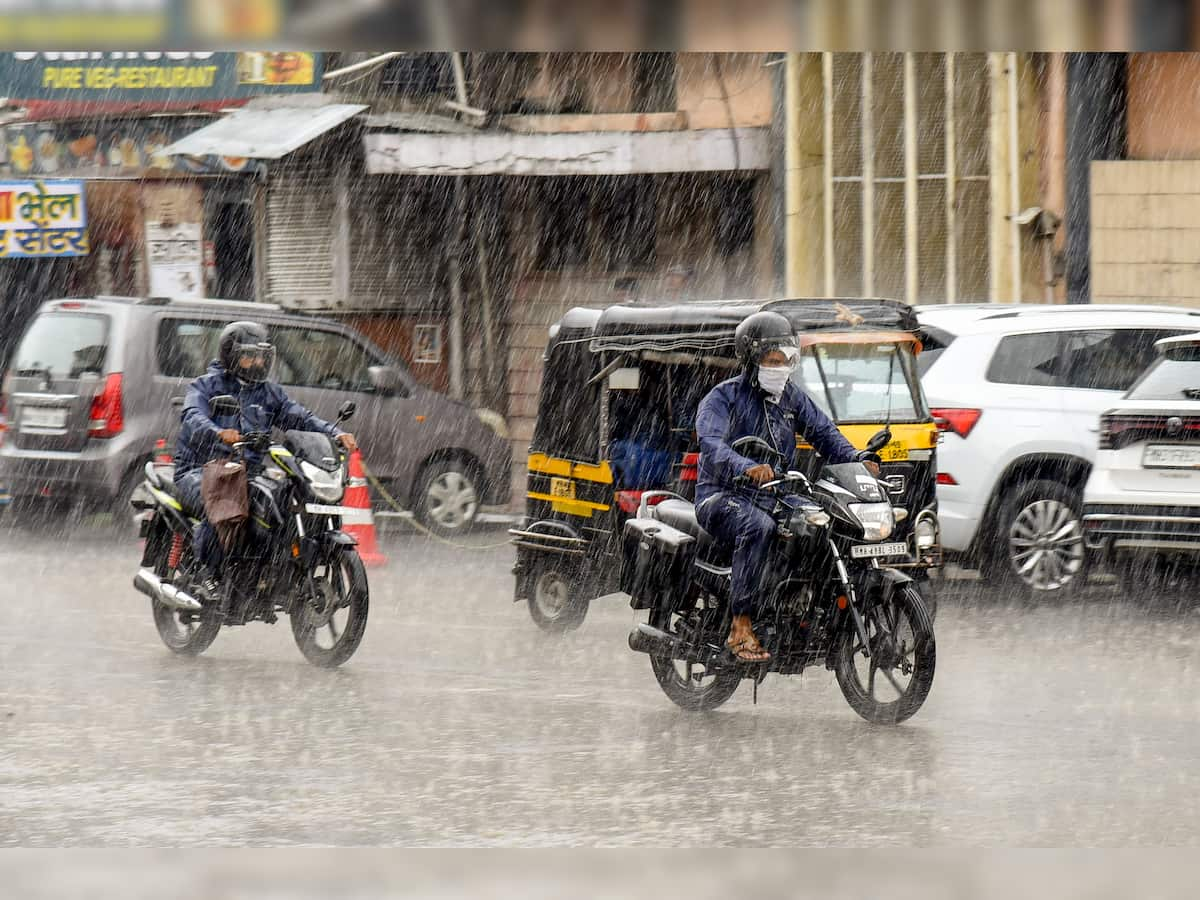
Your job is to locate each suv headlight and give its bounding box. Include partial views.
[300,460,345,503]
[848,502,895,541]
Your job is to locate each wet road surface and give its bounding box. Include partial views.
[2,515,1199,846]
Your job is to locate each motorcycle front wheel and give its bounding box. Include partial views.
[833,582,936,725]
[291,549,370,668]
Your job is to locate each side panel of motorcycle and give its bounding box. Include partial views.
[621,517,695,611]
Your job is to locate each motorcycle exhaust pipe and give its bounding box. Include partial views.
[628,623,676,656]
[133,568,203,613]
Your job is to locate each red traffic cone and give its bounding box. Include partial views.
[343,449,387,568]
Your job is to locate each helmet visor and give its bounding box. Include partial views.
[233,342,275,383]
[757,340,800,370]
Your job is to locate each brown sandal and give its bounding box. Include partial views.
[726,636,770,662]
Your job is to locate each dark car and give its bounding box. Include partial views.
[0,295,510,535]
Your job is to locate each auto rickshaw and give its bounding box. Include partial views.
[510,298,941,632]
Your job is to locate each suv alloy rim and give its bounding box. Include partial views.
[1008,499,1084,591]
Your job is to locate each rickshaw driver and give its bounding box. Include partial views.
[694,311,880,662]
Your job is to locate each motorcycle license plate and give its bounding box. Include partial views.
[850,541,908,559]
[305,503,353,516]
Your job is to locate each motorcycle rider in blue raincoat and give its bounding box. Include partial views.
[174,321,358,600]
[695,311,879,662]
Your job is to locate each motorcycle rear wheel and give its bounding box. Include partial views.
[291,549,370,668]
[833,583,935,725]
[647,605,741,711]
[151,540,221,656]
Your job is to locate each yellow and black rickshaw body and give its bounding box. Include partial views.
[511,298,941,632]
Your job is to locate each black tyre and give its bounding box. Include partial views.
[150,533,221,656]
[291,549,370,668]
[647,604,741,712]
[414,459,480,537]
[833,583,935,725]
[983,479,1087,600]
[525,561,590,633]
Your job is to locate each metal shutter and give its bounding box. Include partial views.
[264,171,335,309]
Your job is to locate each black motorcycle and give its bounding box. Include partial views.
[132,395,369,668]
[623,430,936,723]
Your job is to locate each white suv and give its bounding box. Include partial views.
[1084,332,1200,580]
[916,303,1200,597]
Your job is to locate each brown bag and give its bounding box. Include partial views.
[201,458,249,550]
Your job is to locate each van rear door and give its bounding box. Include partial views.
[6,309,112,453]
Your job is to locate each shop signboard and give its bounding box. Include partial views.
[0,51,323,101]
[0,179,88,258]
[0,118,264,178]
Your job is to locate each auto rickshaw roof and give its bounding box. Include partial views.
[585,297,918,353]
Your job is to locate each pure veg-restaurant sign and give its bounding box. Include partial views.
[0,51,322,100]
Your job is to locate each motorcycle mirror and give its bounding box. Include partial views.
[865,428,893,454]
[209,394,240,416]
[337,400,357,423]
[170,396,184,409]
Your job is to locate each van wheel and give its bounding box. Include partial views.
[525,563,590,633]
[984,480,1086,600]
[414,459,480,537]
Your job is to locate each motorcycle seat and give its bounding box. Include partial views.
[652,499,729,564]
[156,477,203,518]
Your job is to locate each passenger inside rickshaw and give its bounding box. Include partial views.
[606,357,731,502]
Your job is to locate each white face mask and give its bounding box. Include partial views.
[757,365,792,398]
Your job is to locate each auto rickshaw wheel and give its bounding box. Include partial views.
[526,561,590,633]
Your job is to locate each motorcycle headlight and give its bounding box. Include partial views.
[299,460,345,503]
[848,502,895,541]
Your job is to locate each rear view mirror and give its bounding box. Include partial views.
[865,428,893,454]
[368,365,408,397]
[209,394,240,416]
[170,396,185,409]
[337,400,356,423]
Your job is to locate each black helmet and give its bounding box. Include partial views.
[218,321,275,383]
[734,311,796,369]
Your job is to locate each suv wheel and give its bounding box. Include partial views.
[414,459,480,537]
[985,479,1087,599]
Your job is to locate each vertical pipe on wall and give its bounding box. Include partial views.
[1008,51,1022,302]
[861,52,875,297]
[823,51,835,297]
[784,52,802,296]
[944,52,958,304]
[904,52,919,306]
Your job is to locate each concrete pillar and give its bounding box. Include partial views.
[784,52,826,297]
[1065,53,1127,304]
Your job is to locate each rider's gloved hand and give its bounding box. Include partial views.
[745,463,775,485]
[218,429,242,446]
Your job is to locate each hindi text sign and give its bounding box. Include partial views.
[0,179,88,258]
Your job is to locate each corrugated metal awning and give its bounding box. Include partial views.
[163,102,367,160]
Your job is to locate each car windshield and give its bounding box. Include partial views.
[1126,350,1200,401]
[794,341,926,423]
[12,313,109,379]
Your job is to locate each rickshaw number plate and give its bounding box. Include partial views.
[550,477,576,499]
[880,441,909,462]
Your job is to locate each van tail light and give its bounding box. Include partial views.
[931,407,982,440]
[88,373,124,439]
[936,472,958,486]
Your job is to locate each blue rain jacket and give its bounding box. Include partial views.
[695,373,858,505]
[174,362,343,477]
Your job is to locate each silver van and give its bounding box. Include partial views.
[0,295,511,534]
